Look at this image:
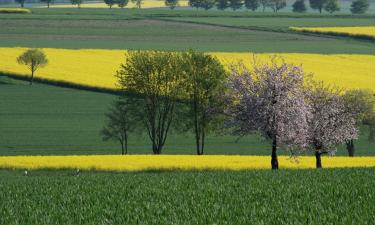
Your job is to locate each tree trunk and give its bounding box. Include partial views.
[30,70,34,85]
[369,125,374,141]
[21,2,24,7]
[124,135,128,155]
[47,2,50,8]
[319,7,322,13]
[315,151,322,168]
[346,139,355,157]
[121,141,125,155]
[271,136,278,170]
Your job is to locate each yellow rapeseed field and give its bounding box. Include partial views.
[290,26,375,39]
[0,155,374,171]
[0,8,31,13]
[1,47,375,91]
[43,0,189,8]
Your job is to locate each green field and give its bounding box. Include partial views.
[1,9,375,53]
[0,76,373,156]
[0,168,374,224]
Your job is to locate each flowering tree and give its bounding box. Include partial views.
[228,59,310,169]
[306,82,358,168]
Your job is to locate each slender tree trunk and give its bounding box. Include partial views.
[47,2,50,8]
[21,2,24,7]
[346,139,355,157]
[30,70,34,85]
[124,135,128,155]
[201,129,205,155]
[121,141,125,155]
[319,7,322,13]
[271,136,278,170]
[315,151,322,168]
[369,125,374,141]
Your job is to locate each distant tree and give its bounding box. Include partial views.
[228,0,243,10]
[351,0,369,14]
[324,0,339,13]
[343,89,375,156]
[292,0,306,12]
[104,0,117,8]
[228,60,310,170]
[131,0,142,8]
[245,0,259,11]
[269,0,286,12]
[165,0,179,9]
[216,0,229,10]
[309,0,327,13]
[118,0,129,7]
[306,82,358,168]
[101,99,137,155]
[181,51,227,155]
[259,0,270,11]
[41,0,54,8]
[116,51,183,154]
[17,49,48,85]
[189,0,202,8]
[201,0,216,9]
[71,0,83,8]
[15,0,25,7]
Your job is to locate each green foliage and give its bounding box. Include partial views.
[309,0,327,13]
[16,49,48,85]
[324,0,340,13]
[104,0,117,8]
[216,0,229,10]
[292,0,306,12]
[165,0,179,9]
[1,168,375,224]
[189,0,202,8]
[351,0,369,14]
[117,0,129,7]
[244,0,259,11]
[71,0,84,8]
[116,51,184,154]
[228,0,243,10]
[180,51,227,155]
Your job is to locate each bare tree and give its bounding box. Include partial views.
[101,98,137,155]
[116,51,182,154]
[228,59,310,169]
[306,81,358,168]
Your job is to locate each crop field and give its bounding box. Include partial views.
[0,168,374,224]
[291,26,375,39]
[1,155,375,171]
[1,47,375,91]
[41,0,189,8]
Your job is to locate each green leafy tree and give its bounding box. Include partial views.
[181,51,227,155]
[118,0,129,7]
[229,0,243,10]
[324,0,339,13]
[216,0,229,10]
[269,0,286,12]
[101,99,138,155]
[344,89,375,156]
[245,0,259,11]
[41,0,54,8]
[351,0,369,14]
[292,0,306,12]
[104,0,117,8]
[116,51,183,154]
[15,0,25,7]
[165,0,179,9]
[71,0,83,8]
[17,49,48,85]
[201,0,216,9]
[309,0,327,13]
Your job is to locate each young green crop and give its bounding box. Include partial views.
[0,168,374,224]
